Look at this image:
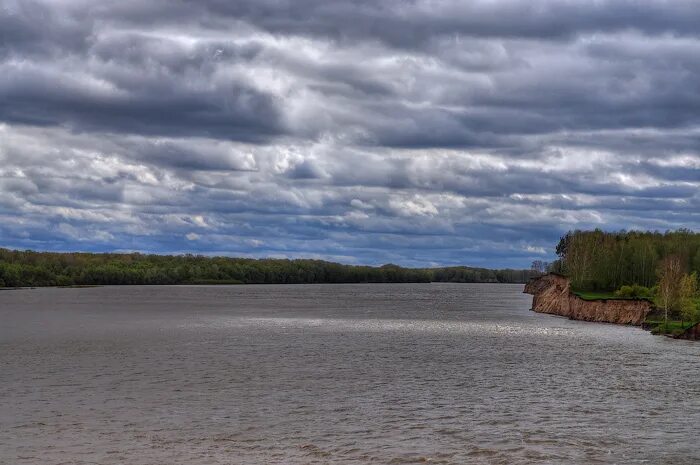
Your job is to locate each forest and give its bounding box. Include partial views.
[552,229,700,327]
[0,248,537,287]
[552,229,700,290]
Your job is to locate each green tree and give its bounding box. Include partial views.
[680,272,699,326]
[656,255,684,327]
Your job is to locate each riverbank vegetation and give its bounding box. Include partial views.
[0,248,537,287]
[644,318,698,337]
[552,229,700,332]
[572,290,653,302]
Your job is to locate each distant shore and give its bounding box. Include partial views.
[0,281,527,291]
[0,248,539,288]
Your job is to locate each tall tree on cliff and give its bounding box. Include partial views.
[656,255,684,327]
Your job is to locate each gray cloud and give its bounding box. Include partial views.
[0,0,698,266]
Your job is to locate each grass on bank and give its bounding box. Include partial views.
[645,319,697,336]
[573,291,652,302]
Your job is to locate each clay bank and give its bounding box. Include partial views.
[524,274,652,325]
[524,274,700,340]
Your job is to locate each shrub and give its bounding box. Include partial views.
[55,275,75,287]
[614,284,653,299]
[615,285,635,298]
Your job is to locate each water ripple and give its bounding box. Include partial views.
[2,283,699,464]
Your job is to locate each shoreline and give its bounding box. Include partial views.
[0,281,528,290]
[525,274,699,340]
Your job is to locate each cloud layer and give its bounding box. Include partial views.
[1,0,699,267]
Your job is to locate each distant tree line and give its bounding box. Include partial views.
[0,249,538,287]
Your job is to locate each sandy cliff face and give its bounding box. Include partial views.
[524,274,653,325]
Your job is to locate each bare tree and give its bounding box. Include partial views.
[530,260,549,274]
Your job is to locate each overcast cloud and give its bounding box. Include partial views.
[1,0,699,267]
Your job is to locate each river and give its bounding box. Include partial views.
[1,283,699,464]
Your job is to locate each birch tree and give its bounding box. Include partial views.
[656,255,684,327]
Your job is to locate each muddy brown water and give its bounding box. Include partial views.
[1,284,699,464]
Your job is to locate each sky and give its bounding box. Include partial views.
[1,0,699,268]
